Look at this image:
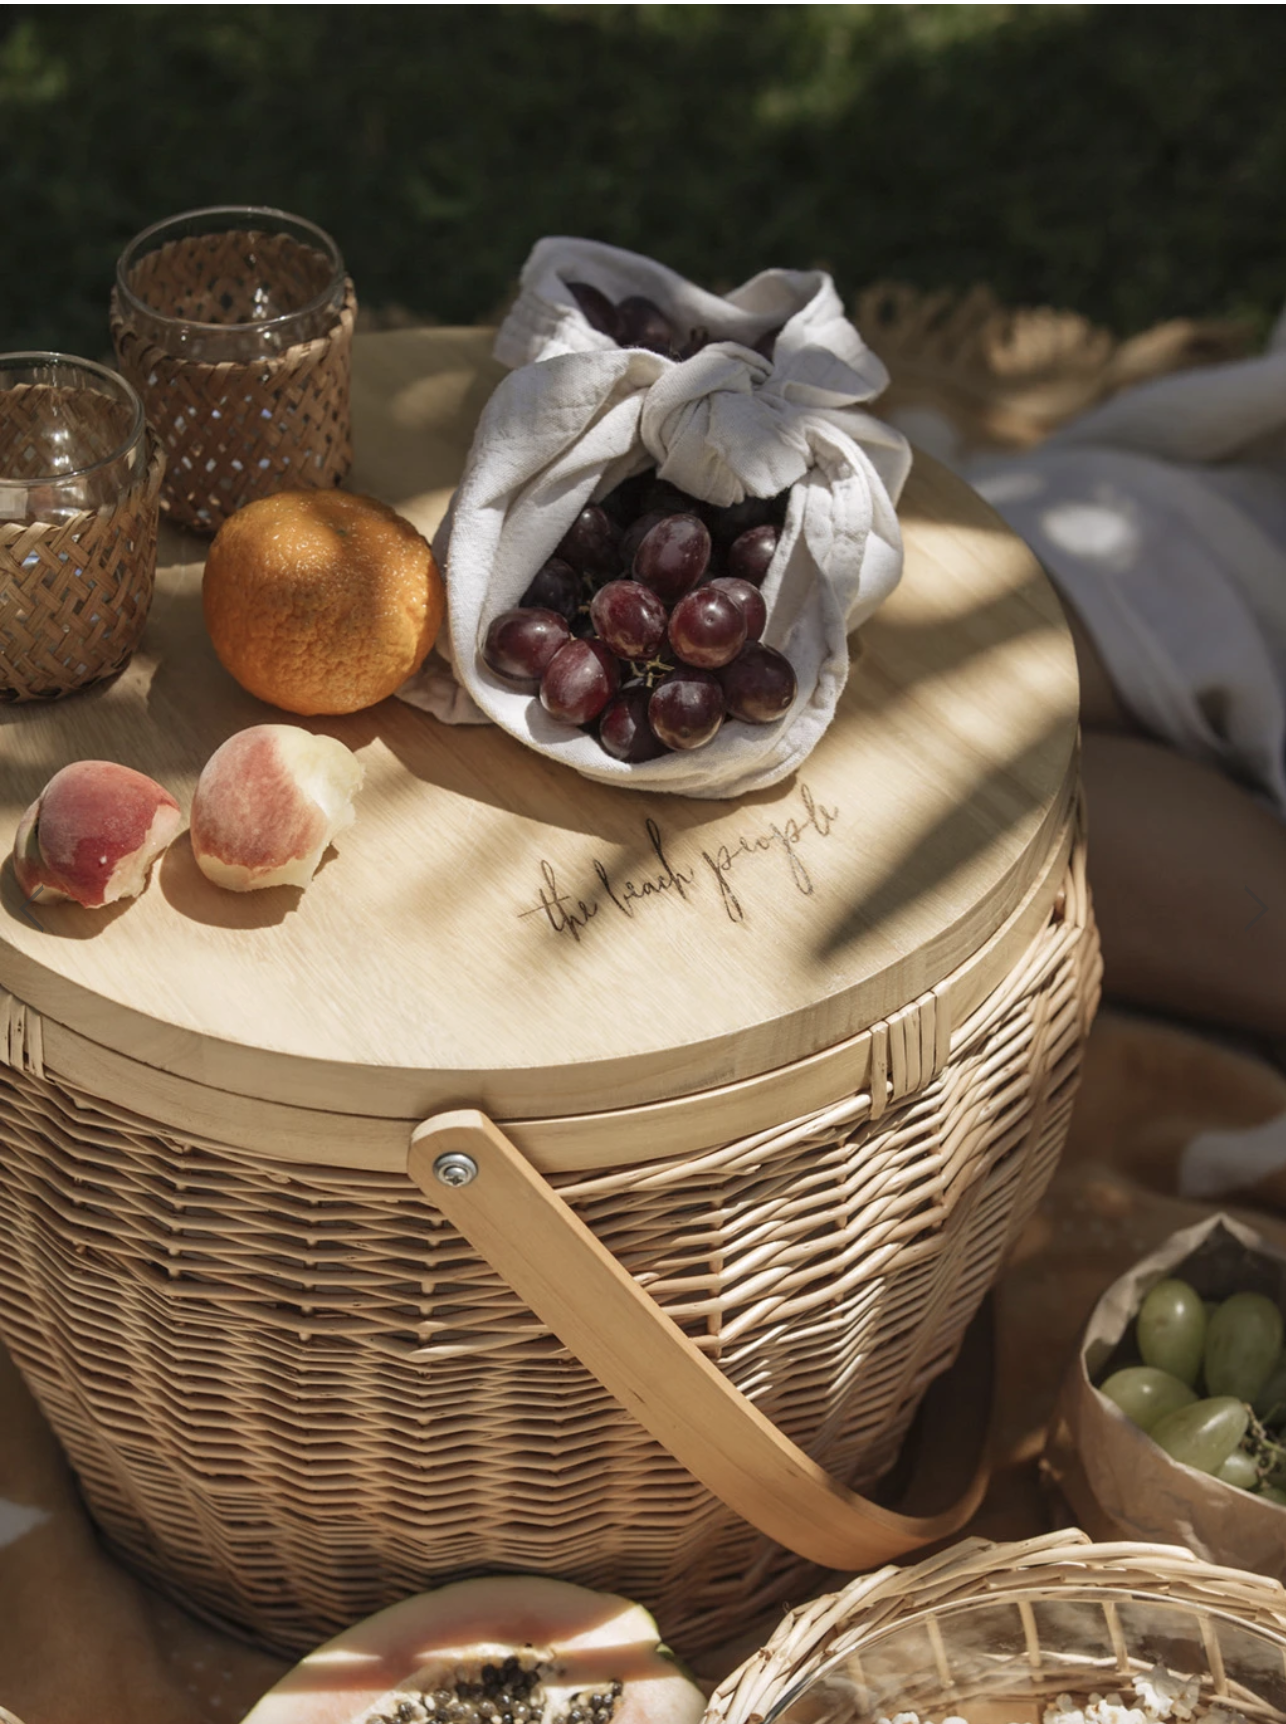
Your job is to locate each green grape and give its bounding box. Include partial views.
[1252,1348,1286,1425]
[1259,1484,1286,1507]
[1204,1291,1284,1401]
[1099,1366,1197,1431]
[1151,1397,1249,1474]
[1204,1300,1221,1322]
[1137,1278,1207,1386]
[1214,1449,1259,1490]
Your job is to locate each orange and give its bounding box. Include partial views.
[202,489,444,716]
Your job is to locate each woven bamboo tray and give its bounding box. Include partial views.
[0,330,1097,1658]
[708,1531,1286,1724]
[0,387,165,702]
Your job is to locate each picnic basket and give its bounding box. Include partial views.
[707,1530,1286,1724]
[0,329,1098,1658]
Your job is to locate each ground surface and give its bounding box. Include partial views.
[2,5,1284,356]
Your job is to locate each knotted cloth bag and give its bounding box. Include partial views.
[398,238,911,798]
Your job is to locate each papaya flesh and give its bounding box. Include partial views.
[240,1576,708,1724]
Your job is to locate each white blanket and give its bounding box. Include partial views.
[965,308,1286,814]
[397,237,910,799]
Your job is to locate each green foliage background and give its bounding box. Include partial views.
[2,4,1284,356]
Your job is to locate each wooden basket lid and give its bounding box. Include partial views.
[0,329,1079,1128]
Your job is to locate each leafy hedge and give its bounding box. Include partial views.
[2,5,1284,357]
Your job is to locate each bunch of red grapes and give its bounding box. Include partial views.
[563,279,779,364]
[481,470,798,761]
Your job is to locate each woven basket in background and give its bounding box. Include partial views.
[0,829,1098,1659]
[708,1530,1286,1724]
[0,386,164,702]
[110,228,356,536]
[855,279,1253,455]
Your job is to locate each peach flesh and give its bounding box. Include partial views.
[11,761,183,907]
[190,724,364,892]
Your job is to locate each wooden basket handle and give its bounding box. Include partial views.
[408,1109,991,1571]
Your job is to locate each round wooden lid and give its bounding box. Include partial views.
[0,329,1079,1126]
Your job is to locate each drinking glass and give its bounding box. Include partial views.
[0,352,163,700]
[111,205,356,535]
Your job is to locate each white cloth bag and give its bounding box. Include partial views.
[398,237,911,799]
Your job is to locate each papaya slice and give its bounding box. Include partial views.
[241,1576,708,1724]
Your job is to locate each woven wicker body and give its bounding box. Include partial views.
[111,228,355,535]
[708,1531,1286,1724]
[0,387,164,702]
[0,843,1097,1657]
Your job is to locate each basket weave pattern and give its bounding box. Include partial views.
[110,230,355,536]
[0,388,164,702]
[0,843,1098,1658]
[708,1531,1286,1724]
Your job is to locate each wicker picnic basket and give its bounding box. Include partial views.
[708,1531,1286,1724]
[0,331,1097,1660]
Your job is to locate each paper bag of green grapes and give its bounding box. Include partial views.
[1057,1212,1286,1580]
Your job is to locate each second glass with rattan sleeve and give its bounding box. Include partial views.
[110,204,356,536]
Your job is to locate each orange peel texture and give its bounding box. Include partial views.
[202,489,444,716]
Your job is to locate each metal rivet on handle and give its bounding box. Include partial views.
[433,1151,479,1188]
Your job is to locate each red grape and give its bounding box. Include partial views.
[668,587,747,669]
[618,508,669,572]
[567,280,620,341]
[520,557,581,621]
[483,608,572,685]
[617,295,676,356]
[598,687,672,762]
[649,669,725,750]
[727,523,779,585]
[540,638,620,725]
[633,512,711,604]
[590,580,668,660]
[555,504,619,577]
[719,642,797,723]
[708,576,766,641]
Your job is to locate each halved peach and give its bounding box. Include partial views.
[12,761,183,908]
[190,724,363,892]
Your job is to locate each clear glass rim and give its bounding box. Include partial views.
[115,204,346,335]
[0,351,147,485]
[760,1583,1286,1724]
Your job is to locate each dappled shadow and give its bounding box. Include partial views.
[0,670,207,817]
[862,567,1064,672]
[365,695,783,829]
[815,713,1073,963]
